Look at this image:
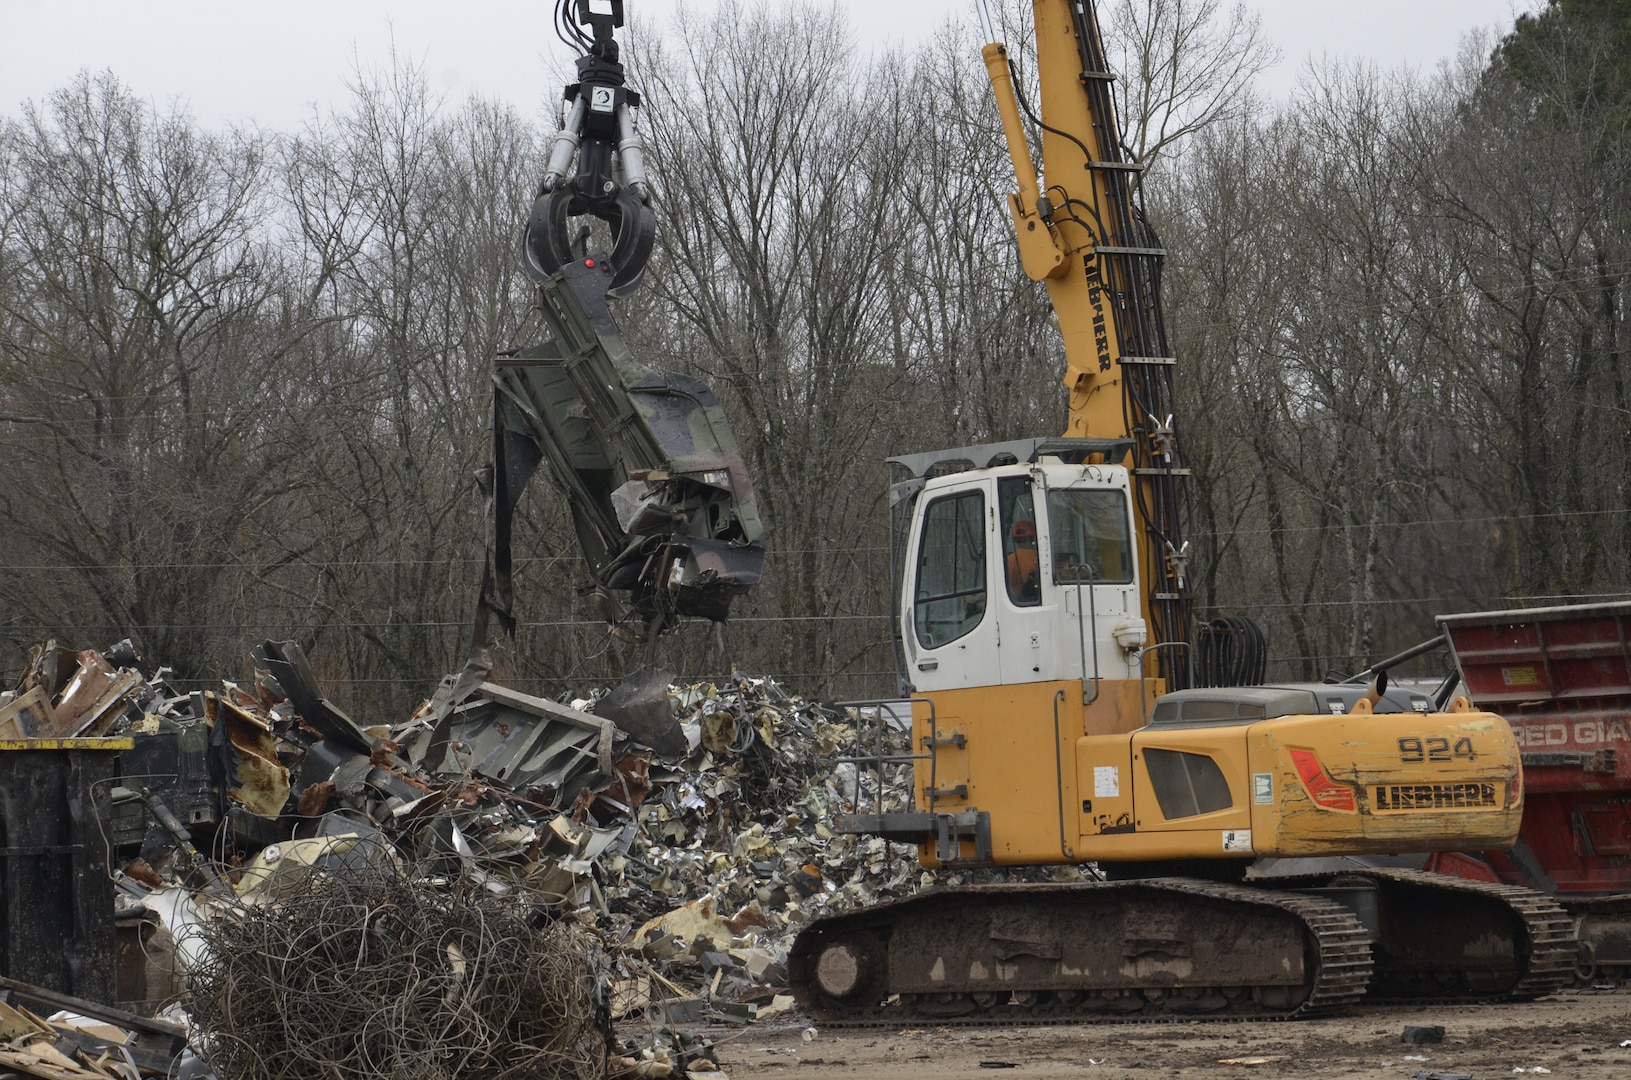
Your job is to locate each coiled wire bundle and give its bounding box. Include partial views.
[185,858,606,1080]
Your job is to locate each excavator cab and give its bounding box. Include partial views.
[898,440,1146,698]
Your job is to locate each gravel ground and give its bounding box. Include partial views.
[713,992,1631,1079]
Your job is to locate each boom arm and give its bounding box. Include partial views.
[984,0,1194,686]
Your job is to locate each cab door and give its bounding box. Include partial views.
[904,480,1001,691]
[994,469,1144,689]
[994,473,1058,686]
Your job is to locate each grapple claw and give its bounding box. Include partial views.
[606,189,656,296]
[522,186,655,297]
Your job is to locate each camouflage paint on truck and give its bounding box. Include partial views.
[488,258,765,638]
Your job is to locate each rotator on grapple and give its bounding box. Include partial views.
[524,0,656,297]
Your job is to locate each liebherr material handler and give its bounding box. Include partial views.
[787,0,1574,1021]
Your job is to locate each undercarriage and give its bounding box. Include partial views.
[788,870,1574,1025]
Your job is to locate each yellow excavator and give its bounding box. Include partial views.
[787,0,1574,1021]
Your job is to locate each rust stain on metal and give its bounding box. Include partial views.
[297,780,337,817]
[50,651,142,737]
[0,686,54,740]
[208,693,292,818]
[606,754,653,810]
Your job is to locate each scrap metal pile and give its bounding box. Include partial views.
[2,638,1080,1077]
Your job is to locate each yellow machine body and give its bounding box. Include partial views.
[910,681,1522,867]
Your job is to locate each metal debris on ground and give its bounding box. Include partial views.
[1404,1026,1448,1045]
[0,974,191,1080]
[3,636,1086,1076]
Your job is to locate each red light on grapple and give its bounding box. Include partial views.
[1290,748,1356,812]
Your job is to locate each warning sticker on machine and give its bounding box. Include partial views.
[1222,829,1252,853]
[1502,665,1540,687]
[1253,773,1273,805]
[1094,766,1120,798]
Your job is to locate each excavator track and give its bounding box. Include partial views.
[1564,894,1631,987]
[789,879,1373,1026]
[1256,869,1575,1003]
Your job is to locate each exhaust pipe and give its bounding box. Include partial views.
[1362,670,1389,709]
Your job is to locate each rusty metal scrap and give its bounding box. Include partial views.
[6,634,1101,1073]
[2,643,142,740]
[200,694,288,819]
[0,685,54,740]
[53,652,142,738]
[250,641,373,754]
[0,974,190,1080]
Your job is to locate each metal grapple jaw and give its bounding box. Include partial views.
[525,0,656,298]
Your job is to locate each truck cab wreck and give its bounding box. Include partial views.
[490,260,766,640]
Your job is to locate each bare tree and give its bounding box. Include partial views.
[886,18,1063,446]
[0,72,296,679]
[617,1,925,693]
[266,57,547,712]
[1101,0,1279,170]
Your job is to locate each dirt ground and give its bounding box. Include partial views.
[712,991,1631,1079]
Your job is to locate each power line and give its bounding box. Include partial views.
[9,591,1630,634]
[0,547,889,571]
[5,499,1631,576]
[0,613,896,632]
[1195,504,1631,541]
[1198,589,1631,611]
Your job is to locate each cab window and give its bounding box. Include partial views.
[998,476,1041,606]
[914,491,987,649]
[1046,489,1133,584]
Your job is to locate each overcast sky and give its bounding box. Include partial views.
[0,0,1542,130]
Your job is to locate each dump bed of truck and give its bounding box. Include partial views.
[1440,602,1631,897]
